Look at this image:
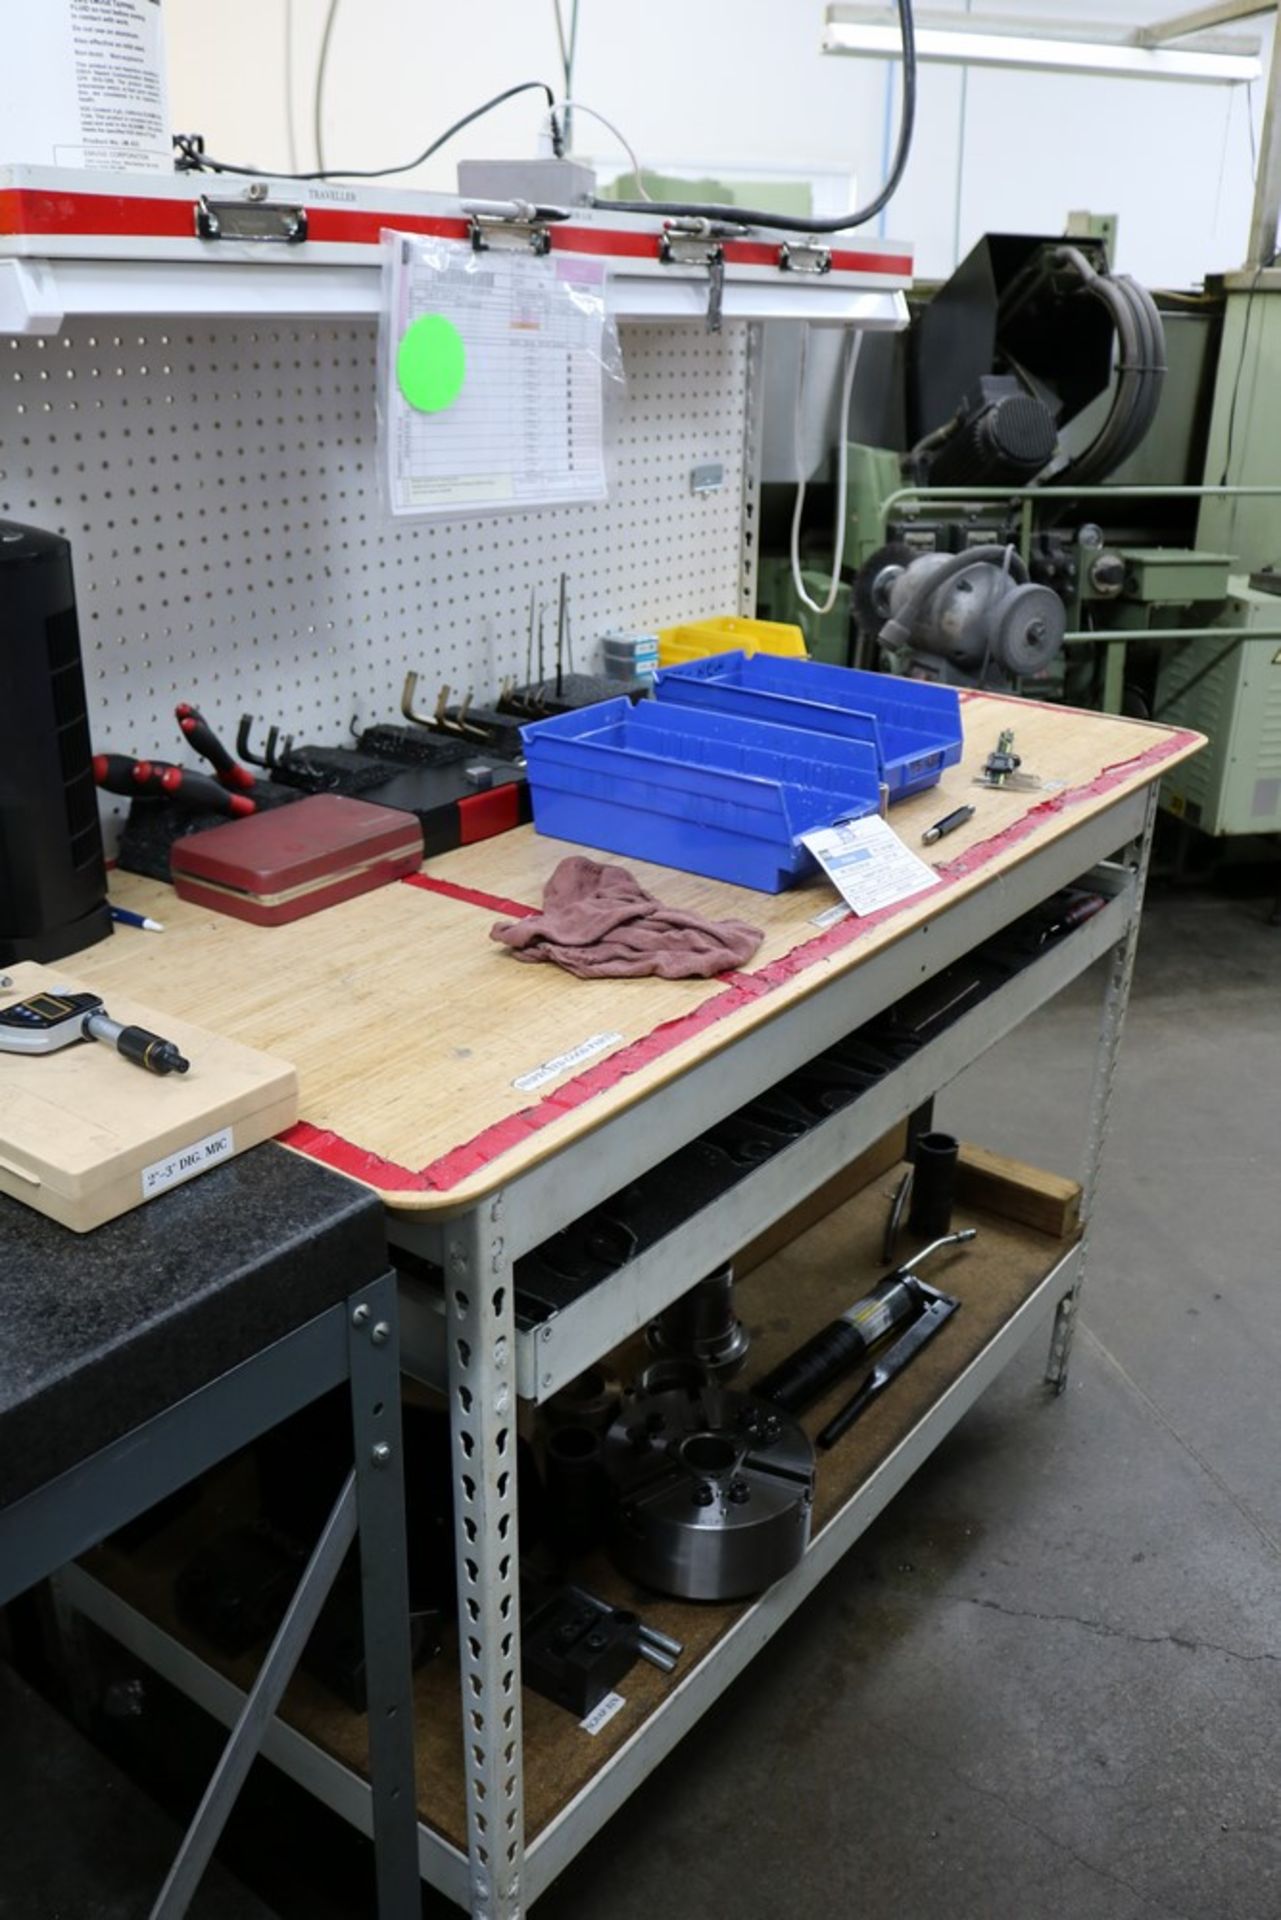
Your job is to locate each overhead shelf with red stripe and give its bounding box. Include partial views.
[0,166,912,334]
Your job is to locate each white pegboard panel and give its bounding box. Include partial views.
[0,317,752,800]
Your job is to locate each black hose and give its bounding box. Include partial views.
[1053,247,1166,486]
[879,544,1028,652]
[588,0,917,236]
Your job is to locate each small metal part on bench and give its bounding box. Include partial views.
[975,728,1041,792]
[603,1386,814,1602]
[647,1265,750,1381]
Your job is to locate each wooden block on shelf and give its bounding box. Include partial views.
[956,1143,1081,1240]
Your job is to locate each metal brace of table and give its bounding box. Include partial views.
[0,1159,421,1919]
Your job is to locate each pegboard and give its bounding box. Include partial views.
[0,317,756,824]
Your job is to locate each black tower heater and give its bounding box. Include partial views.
[0,522,111,964]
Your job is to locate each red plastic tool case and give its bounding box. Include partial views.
[169,794,424,926]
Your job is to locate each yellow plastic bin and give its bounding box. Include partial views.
[656,615,809,669]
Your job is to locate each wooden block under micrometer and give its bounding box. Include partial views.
[0,963,298,1233]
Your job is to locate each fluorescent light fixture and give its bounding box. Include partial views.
[823,6,1263,82]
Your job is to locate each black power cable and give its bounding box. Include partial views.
[175,81,562,183]
[588,0,918,234]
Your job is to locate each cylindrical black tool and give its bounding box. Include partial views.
[908,1131,959,1239]
[544,1423,610,1560]
[82,1010,190,1076]
[755,1272,926,1416]
[541,1366,621,1437]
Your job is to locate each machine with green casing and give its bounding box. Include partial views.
[1153,270,1281,837]
[758,229,1281,840]
[754,556,851,664]
[1156,584,1281,835]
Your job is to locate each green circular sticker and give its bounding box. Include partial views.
[396,313,466,413]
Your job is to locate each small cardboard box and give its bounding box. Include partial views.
[0,964,299,1232]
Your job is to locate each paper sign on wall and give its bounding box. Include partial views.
[381,233,614,519]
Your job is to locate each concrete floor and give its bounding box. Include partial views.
[529,881,1281,1920]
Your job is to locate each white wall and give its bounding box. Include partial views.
[162,0,1269,288]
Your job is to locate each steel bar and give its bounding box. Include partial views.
[1135,1,1274,46]
[824,13,1260,80]
[1062,626,1281,642]
[882,482,1281,514]
[150,1474,358,1918]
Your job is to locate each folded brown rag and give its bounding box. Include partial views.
[491,856,764,980]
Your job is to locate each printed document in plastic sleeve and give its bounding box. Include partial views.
[382,234,611,518]
[801,816,939,916]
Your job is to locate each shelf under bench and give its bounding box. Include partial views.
[66,1145,1080,1905]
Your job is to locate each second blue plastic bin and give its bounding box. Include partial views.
[653,651,962,799]
[521,699,882,893]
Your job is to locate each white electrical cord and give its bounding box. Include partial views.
[313,0,341,171]
[790,324,861,618]
[557,99,651,198]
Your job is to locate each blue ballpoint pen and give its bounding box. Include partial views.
[110,905,165,933]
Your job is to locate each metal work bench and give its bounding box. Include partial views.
[55,692,1199,1919]
[0,1144,421,1918]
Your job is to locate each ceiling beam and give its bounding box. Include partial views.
[824,11,1261,81]
[1135,1,1275,45]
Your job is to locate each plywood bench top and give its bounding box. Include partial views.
[76,694,1200,1213]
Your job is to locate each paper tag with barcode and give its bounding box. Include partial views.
[802,816,938,917]
[580,1692,626,1735]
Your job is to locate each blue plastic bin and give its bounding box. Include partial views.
[653,650,962,799]
[521,698,882,893]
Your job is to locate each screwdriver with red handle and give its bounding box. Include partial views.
[93,753,255,817]
[174,703,257,792]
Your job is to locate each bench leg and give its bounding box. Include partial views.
[348,1269,422,1916]
[151,1269,420,1919]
